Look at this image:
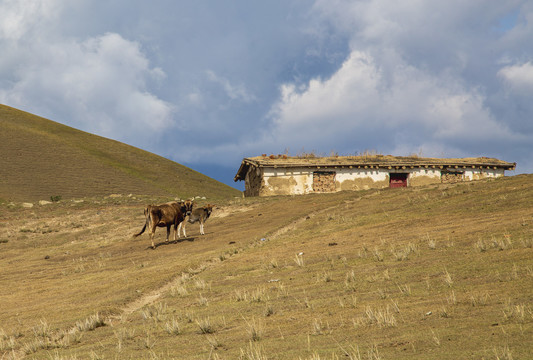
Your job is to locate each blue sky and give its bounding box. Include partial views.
[1,1,532,190]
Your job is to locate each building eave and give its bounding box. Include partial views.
[234,155,516,181]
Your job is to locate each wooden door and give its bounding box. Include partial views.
[389,173,408,188]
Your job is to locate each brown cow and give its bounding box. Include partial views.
[178,204,213,238]
[133,200,194,248]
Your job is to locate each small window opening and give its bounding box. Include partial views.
[389,173,408,188]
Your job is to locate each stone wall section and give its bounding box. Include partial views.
[244,166,262,197]
[313,171,336,192]
[441,171,465,184]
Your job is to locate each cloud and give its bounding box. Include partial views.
[0,0,62,40]
[0,2,173,145]
[1,0,532,183]
[170,1,532,176]
[268,50,516,154]
[498,62,533,93]
[494,61,533,136]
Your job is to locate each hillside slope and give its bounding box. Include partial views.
[0,175,531,359]
[0,104,240,202]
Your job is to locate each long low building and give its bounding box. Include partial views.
[234,154,516,197]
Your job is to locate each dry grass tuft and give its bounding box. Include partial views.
[244,317,264,342]
[196,317,215,334]
[494,345,513,360]
[470,291,490,306]
[75,313,106,332]
[443,269,453,288]
[239,341,269,360]
[353,306,397,328]
[503,300,532,323]
[140,303,167,323]
[294,253,305,267]
[164,317,181,335]
[345,270,357,292]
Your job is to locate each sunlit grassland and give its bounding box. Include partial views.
[0,175,532,359]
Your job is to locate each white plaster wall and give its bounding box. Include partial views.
[463,167,505,180]
[263,167,313,195]
[410,169,440,177]
[335,168,388,182]
[405,168,440,187]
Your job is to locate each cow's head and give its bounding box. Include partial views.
[205,204,214,217]
[144,204,154,216]
[181,199,194,215]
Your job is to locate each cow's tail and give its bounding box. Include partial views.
[133,223,146,238]
[133,207,150,237]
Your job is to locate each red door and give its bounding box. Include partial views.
[390,173,408,188]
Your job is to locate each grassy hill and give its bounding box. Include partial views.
[0,174,531,359]
[0,104,240,202]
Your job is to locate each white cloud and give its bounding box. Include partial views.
[268,50,515,154]
[498,62,533,93]
[0,1,173,144]
[275,52,380,126]
[0,31,172,142]
[0,0,61,40]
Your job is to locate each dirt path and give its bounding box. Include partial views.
[112,200,352,321]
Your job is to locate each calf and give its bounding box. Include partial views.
[133,200,194,249]
[178,204,213,238]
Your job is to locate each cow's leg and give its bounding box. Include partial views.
[150,230,156,249]
[173,222,179,241]
[166,225,171,243]
[178,221,187,238]
[200,220,204,235]
[148,214,157,249]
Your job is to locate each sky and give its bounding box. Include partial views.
[1,0,532,190]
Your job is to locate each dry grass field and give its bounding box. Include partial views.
[1,175,532,359]
[0,104,240,202]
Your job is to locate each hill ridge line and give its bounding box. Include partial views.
[0,104,240,201]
